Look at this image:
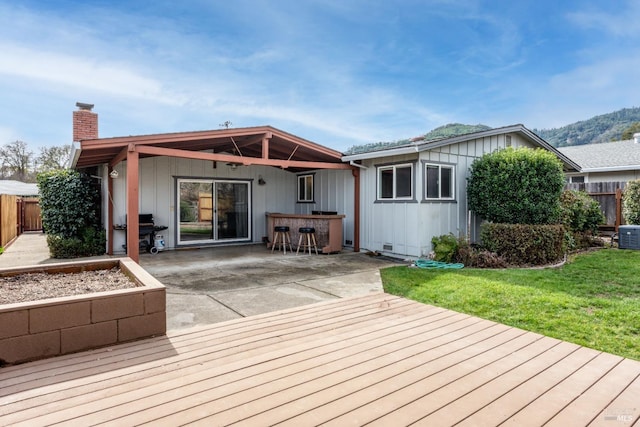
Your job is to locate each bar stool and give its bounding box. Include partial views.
[296,227,318,255]
[271,225,292,254]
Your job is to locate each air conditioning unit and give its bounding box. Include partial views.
[618,225,640,249]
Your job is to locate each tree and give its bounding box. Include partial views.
[36,145,72,172]
[621,122,640,140]
[466,147,566,224]
[0,140,35,182]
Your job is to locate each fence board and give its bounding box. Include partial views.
[565,182,626,231]
[22,198,42,231]
[0,194,18,247]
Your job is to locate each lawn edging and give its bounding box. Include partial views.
[0,257,166,365]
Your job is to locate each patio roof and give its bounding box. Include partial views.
[71,125,349,172]
[70,125,358,263]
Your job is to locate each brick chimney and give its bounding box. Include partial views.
[73,102,98,141]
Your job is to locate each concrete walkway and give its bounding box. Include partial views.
[0,233,402,331]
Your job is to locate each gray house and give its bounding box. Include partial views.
[71,103,579,261]
[558,134,640,183]
[343,125,580,258]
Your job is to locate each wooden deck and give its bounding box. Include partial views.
[1,293,638,426]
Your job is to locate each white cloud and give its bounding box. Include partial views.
[568,2,640,38]
[0,44,179,105]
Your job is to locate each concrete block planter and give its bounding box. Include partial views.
[0,258,166,365]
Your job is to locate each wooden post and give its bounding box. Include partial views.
[126,145,140,263]
[616,188,623,231]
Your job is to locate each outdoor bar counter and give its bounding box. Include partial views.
[266,213,345,253]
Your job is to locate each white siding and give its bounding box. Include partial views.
[294,169,355,248]
[358,134,517,258]
[107,158,354,253]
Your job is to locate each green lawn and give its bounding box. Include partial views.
[381,249,640,360]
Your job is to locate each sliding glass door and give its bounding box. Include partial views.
[178,179,251,244]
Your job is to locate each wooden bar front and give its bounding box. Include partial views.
[266,213,345,254]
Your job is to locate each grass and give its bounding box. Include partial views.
[381,249,640,360]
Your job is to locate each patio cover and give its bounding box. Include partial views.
[71,126,358,262]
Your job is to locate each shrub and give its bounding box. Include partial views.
[560,190,604,234]
[46,229,106,258]
[37,169,105,258]
[559,190,605,250]
[623,180,640,224]
[455,238,508,268]
[481,223,565,265]
[431,234,458,262]
[467,147,565,224]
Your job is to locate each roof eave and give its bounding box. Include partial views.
[582,165,640,173]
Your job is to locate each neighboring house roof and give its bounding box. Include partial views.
[0,180,39,196]
[342,124,581,172]
[557,139,640,172]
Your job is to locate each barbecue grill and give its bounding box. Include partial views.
[138,214,168,254]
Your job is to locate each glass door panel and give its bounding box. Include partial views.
[178,180,214,244]
[215,181,249,240]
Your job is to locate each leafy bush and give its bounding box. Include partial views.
[481,223,565,265]
[623,180,640,224]
[467,147,565,224]
[37,169,105,258]
[431,234,458,262]
[559,190,605,250]
[455,238,508,268]
[560,190,604,234]
[46,229,106,258]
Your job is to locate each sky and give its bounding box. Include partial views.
[0,0,639,153]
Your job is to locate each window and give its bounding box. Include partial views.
[569,175,585,183]
[297,174,314,202]
[377,164,413,200]
[425,163,455,200]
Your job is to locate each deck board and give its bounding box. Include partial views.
[1,293,638,426]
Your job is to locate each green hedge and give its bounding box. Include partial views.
[47,229,106,259]
[467,147,565,225]
[481,223,565,265]
[37,169,105,258]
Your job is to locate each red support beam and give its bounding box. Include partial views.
[262,135,270,159]
[126,145,140,263]
[135,145,352,170]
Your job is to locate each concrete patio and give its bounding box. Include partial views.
[0,233,403,331]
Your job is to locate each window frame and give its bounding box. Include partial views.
[297,173,315,203]
[423,162,456,201]
[376,162,414,201]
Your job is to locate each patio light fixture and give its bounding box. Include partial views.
[109,169,119,179]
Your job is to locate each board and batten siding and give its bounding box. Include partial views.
[295,169,355,248]
[104,157,355,253]
[358,133,533,258]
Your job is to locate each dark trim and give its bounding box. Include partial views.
[296,172,315,203]
[421,160,457,202]
[374,160,418,202]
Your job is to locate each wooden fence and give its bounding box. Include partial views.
[19,197,42,232]
[0,194,18,247]
[565,181,625,232]
[0,195,42,248]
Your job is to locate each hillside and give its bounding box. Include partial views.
[344,123,491,155]
[534,107,640,147]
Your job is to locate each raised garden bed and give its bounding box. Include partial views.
[0,257,166,365]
